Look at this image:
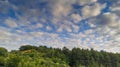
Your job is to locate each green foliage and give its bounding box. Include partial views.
[19,45,37,51]
[0,45,120,67]
[6,54,22,67]
[0,47,8,57]
[0,56,6,66]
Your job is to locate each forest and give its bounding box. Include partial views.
[0,45,120,67]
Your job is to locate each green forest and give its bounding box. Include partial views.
[0,45,120,67]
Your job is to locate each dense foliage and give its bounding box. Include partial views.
[0,45,120,67]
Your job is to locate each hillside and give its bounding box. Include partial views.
[0,45,120,67]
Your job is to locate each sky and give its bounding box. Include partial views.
[0,0,120,52]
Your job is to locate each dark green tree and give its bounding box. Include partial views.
[0,47,8,57]
[19,45,37,51]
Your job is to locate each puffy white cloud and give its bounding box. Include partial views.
[71,13,82,23]
[4,18,18,28]
[1,0,105,33]
[87,15,120,52]
[51,2,71,18]
[82,3,106,18]
[49,0,76,17]
[0,0,120,52]
[35,23,43,28]
[56,21,73,33]
[72,25,80,32]
[78,0,97,6]
[0,27,21,50]
[46,26,52,31]
[0,25,120,52]
[90,12,120,28]
[110,0,120,16]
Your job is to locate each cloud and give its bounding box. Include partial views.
[90,12,120,28]
[81,3,106,18]
[4,18,18,28]
[72,24,80,32]
[35,23,44,28]
[0,25,120,52]
[0,29,65,50]
[78,0,97,6]
[1,0,104,33]
[0,0,120,52]
[46,26,52,31]
[0,27,21,50]
[51,0,72,18]
[89,12,120,37]
[70,13,82,23]
[56,21,72,33]
[87,12,120,52]
[110,0,120,16]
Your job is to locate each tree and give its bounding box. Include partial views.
[0,45,119,67]
[62,47,70,63]
[19,45,37,51]
[0,47,8,57]
[0,56,5,66]
[6,54,21,67]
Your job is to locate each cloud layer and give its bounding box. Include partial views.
[0,0,120,52]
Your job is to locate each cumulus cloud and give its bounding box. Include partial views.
[71,13,82,23]
[46,26,52,31]
[57,21,73,33]
[110,0,120,16]
[90,12,120,28]
[82,3,106,18]
[0,0,120,52]
[4,18,18,28]
[35,23,44,28]
[87,12,120,52]
[0,27,21,50]
[51,0,72,18]
[78,0,97,6]
[1,0,104,33]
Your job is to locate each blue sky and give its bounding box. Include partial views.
[0,0,120,52]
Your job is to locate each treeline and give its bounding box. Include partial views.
[0,45,120,67]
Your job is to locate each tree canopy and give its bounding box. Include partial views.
[0,47,8,57]
[0,45,120,67]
